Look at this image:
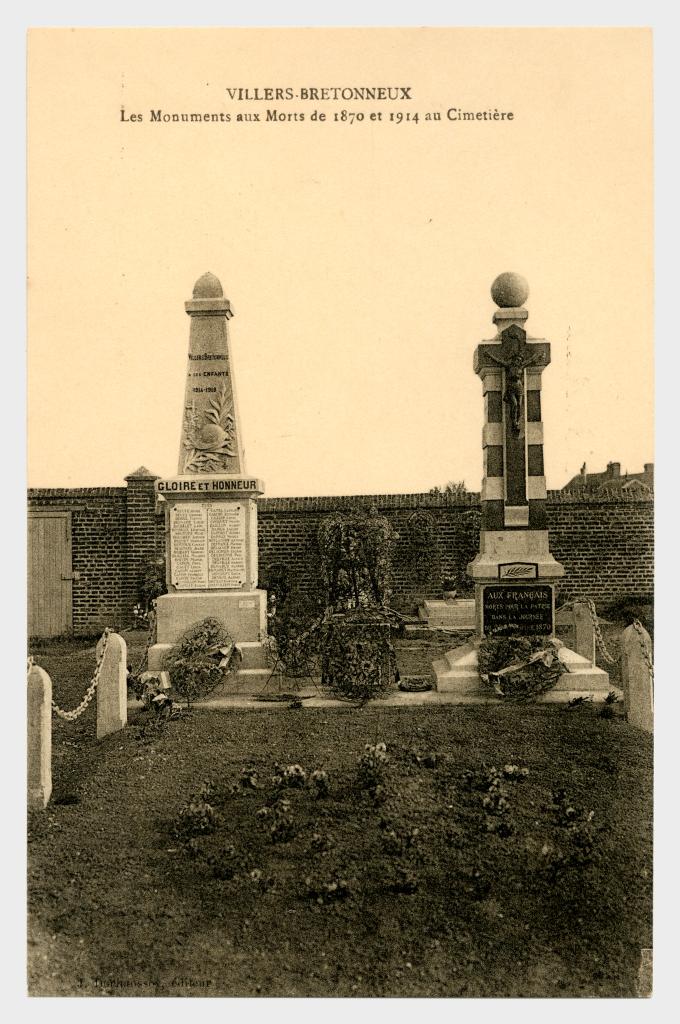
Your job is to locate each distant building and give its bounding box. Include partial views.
[562,461,654,494]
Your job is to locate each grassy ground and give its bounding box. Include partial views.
[28,627,652,998]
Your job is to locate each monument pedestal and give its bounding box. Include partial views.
[148,476,270,688]
[148,590,268,670]
[432,273,610,703]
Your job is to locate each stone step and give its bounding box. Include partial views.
[433,639,615,701]
[418,599,476,630]
[403,624,437,639]
[207,668,278,697]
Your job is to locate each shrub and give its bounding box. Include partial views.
[603,594,653,632]
[266,582,323,676]
[139,557,167,610]
[317,508,396,612]
[163,617,236,706]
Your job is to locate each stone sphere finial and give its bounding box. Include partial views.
[192,272,224,299]
[491,272,529,308]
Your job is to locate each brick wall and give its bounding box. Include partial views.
[27,478,653,635]
[28,488,129,634]
[545,491,654,604]
[257,490,654,611]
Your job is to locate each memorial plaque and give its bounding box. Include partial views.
[170,505,209,589]
[482,583,554,636]
[207,504,246,587]
[170,502,247,589]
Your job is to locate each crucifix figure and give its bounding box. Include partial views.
[484,347,541,434]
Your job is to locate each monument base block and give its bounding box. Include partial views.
[154,589,267,645]
[433,638,613,703]
[148,588,270,680]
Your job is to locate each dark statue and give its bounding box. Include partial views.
[486,348,540,433]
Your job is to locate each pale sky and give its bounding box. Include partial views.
[27,27,653,496]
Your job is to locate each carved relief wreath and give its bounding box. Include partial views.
[182,382,237,473]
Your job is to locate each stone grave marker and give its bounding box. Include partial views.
[621,623,653,732]
[28,664,52,809]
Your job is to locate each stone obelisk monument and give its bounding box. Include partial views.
[148,273,267,680]
[434,273,610,698]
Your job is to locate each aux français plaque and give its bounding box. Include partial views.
[482,583,554,636]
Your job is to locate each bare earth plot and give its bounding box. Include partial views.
[27,630,651,998]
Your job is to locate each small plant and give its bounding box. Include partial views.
[305,872,354,905]
[269,798,296,843]
[379,821,420,857]
[163,618,237,706]
[205,844,239,881]
[600,691,621,719]
[462,764,527,840]
[273,763,307,789]
[248,868,275,893]
[239,766,261,789]
[309,769,330,797]
[565,694,594,710]
[172,783,220,841]
[356,742,389,792]
[387,865,419,894]
[132,603,149,629]
[308,831,335,855]
[537,790,601,881]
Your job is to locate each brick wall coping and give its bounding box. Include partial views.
[27,486,653,509]
[28,488,128,499]
[257,490,653,513]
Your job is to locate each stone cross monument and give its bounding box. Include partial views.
[434,273,611,699]
[147,273,268,680]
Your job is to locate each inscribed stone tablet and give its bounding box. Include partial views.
[207,504,247,587]
[170,505,209,589]
[482,584,553,636]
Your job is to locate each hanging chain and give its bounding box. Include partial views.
[46,628,112,721]
[632,617,654,684]
[583,598,618,665]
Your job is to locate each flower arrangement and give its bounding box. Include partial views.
[478,634,563,700]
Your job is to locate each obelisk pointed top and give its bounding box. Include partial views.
[179,273,242,474]
[193,272,224,299]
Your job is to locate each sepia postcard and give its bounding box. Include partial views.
[25,25,654,1003]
